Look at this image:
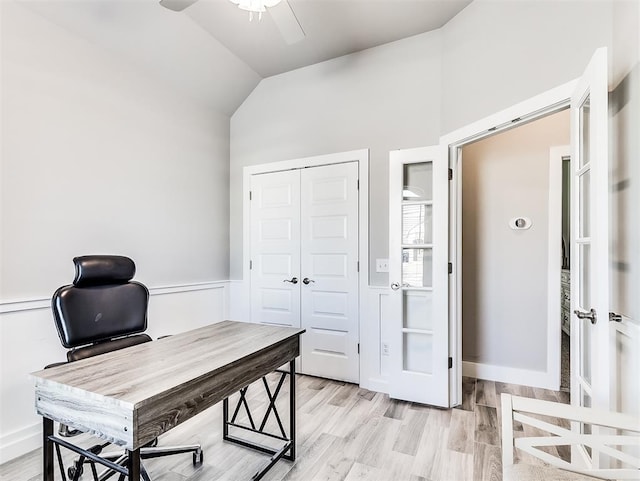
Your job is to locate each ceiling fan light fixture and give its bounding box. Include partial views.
[229,0,282,21]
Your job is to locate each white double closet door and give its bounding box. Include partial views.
[250,162,359,383]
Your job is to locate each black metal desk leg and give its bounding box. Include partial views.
[289,359,296,461]
[43,417,54,481]
[126,448,140,481]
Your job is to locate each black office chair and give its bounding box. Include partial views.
[49,255,202,481]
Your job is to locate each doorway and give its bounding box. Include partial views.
[458,110,570,391]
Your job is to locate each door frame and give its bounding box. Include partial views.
[548,144,571,390]
[242,148,370,381]
[440,80,578,405]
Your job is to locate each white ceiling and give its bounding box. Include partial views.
[184,0,472,78]
[18,0,472,114]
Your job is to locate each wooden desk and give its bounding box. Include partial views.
[32,321,305,480]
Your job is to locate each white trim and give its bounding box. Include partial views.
[440,80,578,147]
[441,79,579,404]
[360,286,391,393]
[548,145,570,391]
[0,423,40,465]
[242,149,370,385]
[463,361,556,390]
[0,281,230,314]
[148,281,228,296]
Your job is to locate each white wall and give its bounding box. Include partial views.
[1,2,231,300]
[440,0,613,133]
[461,110,569,373]
[0,2,233,462]
[230,30,443,285]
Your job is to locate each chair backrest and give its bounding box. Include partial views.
[52,256,150,355]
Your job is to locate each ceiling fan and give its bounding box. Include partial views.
[159,0,305,44]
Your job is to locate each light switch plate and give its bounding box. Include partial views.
[376,258,389,272]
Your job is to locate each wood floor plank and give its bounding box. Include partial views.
[476,379,497,408]
[411,424,448,480]
[280,432,342,481]
[328,383,358,407]
[447,408,474,454]
[473,441,502,481]
[355,416,402,468]
[357,388,376,401]
[309,455,355,481]
[474,404,500,446]
[436,448,473,481]
[383,398,410,420]
[343,462,383,481]
[458,376,476,411]
[392,407,429,456]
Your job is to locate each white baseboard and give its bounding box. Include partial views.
[0,423,40,465]
[463,360,555,390]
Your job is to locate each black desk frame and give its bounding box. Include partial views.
[42,360,296,481]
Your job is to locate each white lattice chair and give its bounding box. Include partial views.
[501,393,640,481]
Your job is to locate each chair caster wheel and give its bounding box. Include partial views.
[68,464,83,479]
[193,449,203,466]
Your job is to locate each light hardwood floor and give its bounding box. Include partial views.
[0,376,569,481]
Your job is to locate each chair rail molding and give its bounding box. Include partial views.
[0,281,231,314]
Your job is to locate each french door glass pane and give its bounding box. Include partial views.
[579,170,590,237]
[579,244,591,308]
[403,290,433,330]
[579,95,591,168]
[403,332,433,374]
[403,163,433,201]
[402,248,433,288]
[402,204,433,244]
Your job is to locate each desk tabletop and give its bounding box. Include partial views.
[33,321,304,406]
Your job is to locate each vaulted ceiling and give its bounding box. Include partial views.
[19,0,471,115]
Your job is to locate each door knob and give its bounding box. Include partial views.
[302,277,315,285]
[283,277,298,284]
[574,308,597,325]
[391,282,400,290]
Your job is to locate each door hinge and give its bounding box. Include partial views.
[357,261,360,272]
[448,262,453,274]
[250,260,253,270]
[448,168,453,180]
[448,357,453,369]
[357,179,360,190]
[357,343,360,354]
[249,190,252,200]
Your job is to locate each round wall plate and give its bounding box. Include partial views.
[509,217,532,230]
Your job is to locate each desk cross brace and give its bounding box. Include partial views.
[223,360,297,481]
[44,430,152,481]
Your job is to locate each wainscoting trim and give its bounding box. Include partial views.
[0,281,229,314]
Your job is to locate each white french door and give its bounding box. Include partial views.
[250,170,301,328]
[250,162,360,383]
[300,163,360,382]
[570,48,610,463]
[389,145,449,407]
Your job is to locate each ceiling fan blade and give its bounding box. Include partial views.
[159,0,199,12]
[269,0,305,45]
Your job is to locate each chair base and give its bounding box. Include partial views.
[54,436,202,481]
